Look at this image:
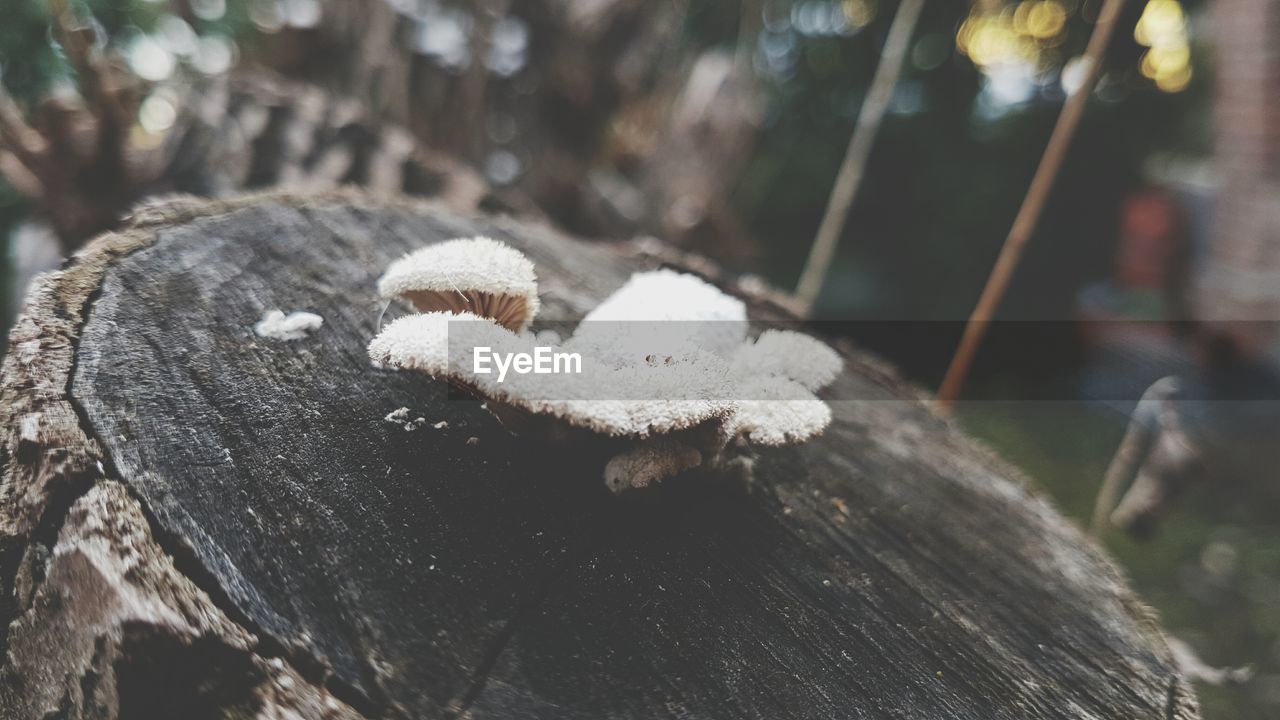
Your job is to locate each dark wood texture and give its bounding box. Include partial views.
[1,193,1199,719]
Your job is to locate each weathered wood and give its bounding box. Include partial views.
[1,192,1199,719]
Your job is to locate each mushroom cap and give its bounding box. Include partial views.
[368,312,737,439]
[368,311,485,375]
[721,376,833,446]
[731,329,842,392]
[378,237,540,331]
[574,269,748,359]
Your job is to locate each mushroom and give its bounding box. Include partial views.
[730,329,842,391]
[721,376,833,446]
[572,269,748,359]
[378,236,539,332]
[368,238,843,492]
[368,311,736,439]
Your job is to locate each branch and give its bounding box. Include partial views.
[793,0,925,314]
[935,0,1130,410]
[47,0,130,178]
[0,152,46,198]
[0,84,47,174]
[1090,409,1156,535]
[47,0,110,106]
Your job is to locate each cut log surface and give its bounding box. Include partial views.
[0,193,1199,719]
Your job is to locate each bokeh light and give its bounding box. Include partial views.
[958,0,1193,100]
[1135,0,1192,93]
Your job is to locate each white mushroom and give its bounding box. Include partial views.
[367,239,844,493]
[378,236,539,332]
[721,376,833,446]
[730,329,842,392]
[573,269,748,360]
[368,311,736,438]
[369,311,518,377]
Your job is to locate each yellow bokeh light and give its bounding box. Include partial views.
[970,22,1017,66]
[1013,2,1033,34]
[958,1,1069,70]
[1148,44,1190,74]
[957,15,982,55]
[842,0,878,28]
[958,0,1190,92]
[1139,47,1192,92]
[1133,0,1191,92]
[1155,63,1192,92]
[1140,50,1159,79]
[959,9,1046,68]
[1134,0,1185,48]
[1026,1,1067,40]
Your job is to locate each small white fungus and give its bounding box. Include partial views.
[255,309,323,341]
[384,407,426,431]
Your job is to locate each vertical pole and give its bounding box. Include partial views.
[935,0,1130,410]
[794,0,927,314]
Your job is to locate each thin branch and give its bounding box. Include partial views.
[934,0,1130,410]
[0,151,46,198]
[793,0,926,314]
[1090,412,1155,535]
[0,84,47,172]
[734,0,763,74]
[48,0,106,107]
[47,0,132,179]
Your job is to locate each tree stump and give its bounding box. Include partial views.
[0,192,1199,719]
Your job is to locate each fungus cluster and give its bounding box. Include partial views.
[368,237,841,491]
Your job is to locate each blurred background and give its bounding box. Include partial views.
[0,0,1276,717]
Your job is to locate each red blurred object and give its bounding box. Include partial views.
[1076,187,1191,347]
[1115,189,1182,289]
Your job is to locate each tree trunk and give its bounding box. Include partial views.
[0,192,1199,719]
